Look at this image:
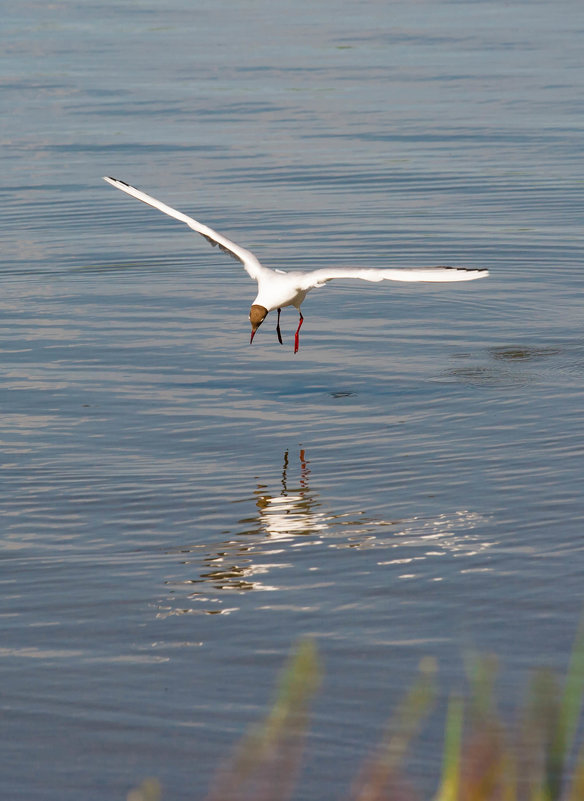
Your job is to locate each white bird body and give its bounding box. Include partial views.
[253,272,308,312]
[103,177,488,352]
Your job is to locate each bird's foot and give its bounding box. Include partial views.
[294,313,304,354]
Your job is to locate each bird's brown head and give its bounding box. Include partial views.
[249,304,268,344]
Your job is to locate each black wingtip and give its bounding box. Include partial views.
[436,265,486,272]
[104,176,131,187]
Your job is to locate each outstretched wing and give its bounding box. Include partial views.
[103,177,265,281]
[297,266,488,290]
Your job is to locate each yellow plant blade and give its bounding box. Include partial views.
[434,695,464,801]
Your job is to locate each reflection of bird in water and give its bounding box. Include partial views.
[164,449,325,606]
[201,449,327,584]
[157,450,489,617]
[103,177,488,353]
[253,449,329,540]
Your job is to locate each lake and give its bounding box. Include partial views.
[1,0,584,798]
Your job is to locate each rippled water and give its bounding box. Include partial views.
[2,1,584,798]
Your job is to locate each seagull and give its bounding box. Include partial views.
[103,177,488,353]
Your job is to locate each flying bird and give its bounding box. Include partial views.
[103,177,488,353]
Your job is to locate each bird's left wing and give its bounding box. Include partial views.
[103,177,265,280]
[297,266,488,290]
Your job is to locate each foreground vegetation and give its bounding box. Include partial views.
[129,619,584,801]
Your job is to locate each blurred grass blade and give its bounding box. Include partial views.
[387,656,437,769]
[543,617,584,800]
[434,694,463,801]
[557,616,584,758]
[566,743,584,801]
[126,779,162,801]
[464,653,498,724]
[206,638,321,801]
[264,636,322,736]
[352,656,436,801]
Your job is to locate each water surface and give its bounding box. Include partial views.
[2,1,584,798]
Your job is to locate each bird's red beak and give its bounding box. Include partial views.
[250,329,257,345]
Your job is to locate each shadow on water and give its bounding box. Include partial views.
[437,341,584,388]
[489,345,562,362]
[157,449,490,618]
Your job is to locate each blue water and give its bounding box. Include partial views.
[2,1,584,798]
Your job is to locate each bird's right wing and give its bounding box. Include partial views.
[103,177,265,281]
[297,265,489,290]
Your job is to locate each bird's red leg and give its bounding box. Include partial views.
[294,312,304,354]
[276,308,283,345]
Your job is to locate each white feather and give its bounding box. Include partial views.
[103,177,266,281]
